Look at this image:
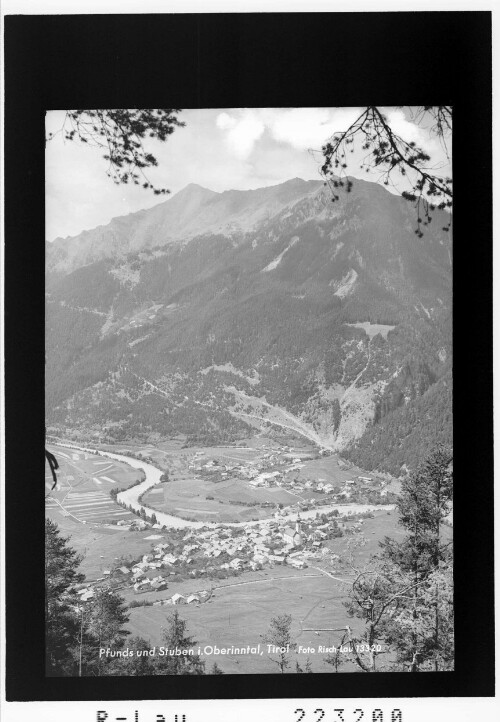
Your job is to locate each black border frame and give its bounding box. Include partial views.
[4,11,494,701]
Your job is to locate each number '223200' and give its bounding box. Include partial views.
[295,709,402,722]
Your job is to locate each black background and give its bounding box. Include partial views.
[4,11,493,701]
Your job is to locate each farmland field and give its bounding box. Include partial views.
[142,475,298,523]
[45,445,151,576]
[124,510,407,673]
[45,442,410,673]
[346,322,396,340]
[127,570,366,673]
[295,455,383,488]
[43,502,167,580]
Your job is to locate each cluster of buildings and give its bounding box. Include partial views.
[120,511,355,595]
[183,448,348,509]
[337,475,386,499]
[187,448,293,484]
[73,506,371,607]
[187,448,390,504]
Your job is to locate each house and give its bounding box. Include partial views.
[282,519,303,548]
[288,558,306,569]
[150,577,168,590]
[314,530,327,540]
[253,553,267,564]
[134,580,151,593]
[171,593,186,605]
[186,594,200,604]
[119,566,130,575]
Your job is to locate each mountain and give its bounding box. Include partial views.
[47,178,323,275]
[45,177,452,475]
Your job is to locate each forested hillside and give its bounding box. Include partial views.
[46,177,452,475]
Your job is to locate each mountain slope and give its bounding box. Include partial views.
[46,177,452,474]
[47,178,323,275]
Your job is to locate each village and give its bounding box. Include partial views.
[195,451,393,506]
[75,504,376,607]
[134,441,398,522]
[51,439,398,615]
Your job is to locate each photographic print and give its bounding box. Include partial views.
[44,106,454,677]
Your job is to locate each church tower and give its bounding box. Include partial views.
[295,513,302,534]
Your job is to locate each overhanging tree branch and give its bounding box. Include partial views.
[319,106,452,238]
[46,109,185,195]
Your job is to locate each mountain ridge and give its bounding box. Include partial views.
[46,176,452,475]
[47,178,325,274]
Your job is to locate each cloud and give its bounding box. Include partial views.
[216,107,363,158]
[215,112,236,131]
[385,109,439,155]
[215,107,444,162]
[266,107,362,149]
[216,110,265,159]
[46,108,451,241]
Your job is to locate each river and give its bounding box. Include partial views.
[51,442,395,529]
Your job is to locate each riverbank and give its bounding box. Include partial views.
[51,441,395,529]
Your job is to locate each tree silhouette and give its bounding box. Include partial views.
[83,588,130,675]
[45,519,84,675]
[154,610,205,675]
[334,448,454,672]
[381,446,453,574]
[46,109,185,195]
[263,613,296,673]
[320,106,452,237]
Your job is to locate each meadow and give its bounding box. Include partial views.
[125,510,408,674]
[142,474,298,523]
[127,570,365,674]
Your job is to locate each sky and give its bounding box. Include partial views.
[45,107,452,242]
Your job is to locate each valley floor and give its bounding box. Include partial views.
[45,438,411,674]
